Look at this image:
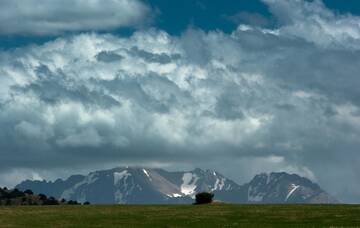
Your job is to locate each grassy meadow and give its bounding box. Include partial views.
[0,204,359,227]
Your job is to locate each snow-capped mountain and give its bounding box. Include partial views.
[15,168,338,204]
[245,172,338,204]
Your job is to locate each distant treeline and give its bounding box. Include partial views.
[0,187,90,206]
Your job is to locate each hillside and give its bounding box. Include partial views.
[0,205,359,227]
[0,187,82,206]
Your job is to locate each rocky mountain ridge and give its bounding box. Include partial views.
[16,167,338,204]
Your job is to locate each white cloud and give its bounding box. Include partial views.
[0,0,152,35]
[263,0,360,49]
[0,169,43,188]
[1,0,360,202]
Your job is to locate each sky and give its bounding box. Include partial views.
[1,0,360,203]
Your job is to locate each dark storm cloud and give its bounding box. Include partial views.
[129,47,181,64]
[1,0,360,202]
[15,65,121,108]
[96,51,124,63]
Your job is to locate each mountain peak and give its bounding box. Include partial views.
[247,171,336,204]
[15,167,337,204]
[191,168,204,173]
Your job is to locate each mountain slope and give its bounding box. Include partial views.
[245,172,338,204]
[16,167,337,204]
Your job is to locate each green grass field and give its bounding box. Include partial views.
[0,204,359,227]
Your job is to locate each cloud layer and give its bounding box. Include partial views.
[1,0,360,202]
[0,0,151,35]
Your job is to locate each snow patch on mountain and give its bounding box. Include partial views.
[167,193,183,198]
[212,177,225,191]
[114,170,131,186]
[78,192,86,203]
[16,168,338,204]
[181,173,198,196]
[286,184,300,201]
[60,172,98,201]
[142,169,152,181]
[248,185,265,202]
[113,170,134,204]
[60,182,81,200]
[248,194,264,202]
[114,190,125,204]
[265,173,271,185]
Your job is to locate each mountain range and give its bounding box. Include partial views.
[16,167,338,204]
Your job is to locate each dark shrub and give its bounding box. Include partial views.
[9,189,25,198]
[38,193,47,201]
[44,196,59,205]
[67,200,79,205]
[83,201,90,205]
[194,192,214,205]
[60,198,66,203]
[5,199,11,206]
[24,189,34,195]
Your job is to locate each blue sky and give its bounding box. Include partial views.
[1,0,360,203]
[0,0,269,48]
[2,0,360,49]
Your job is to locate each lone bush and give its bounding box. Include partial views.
[38,193,47,201]
[44,196,59,205]
[67,200,79,205]
[194,192,214,205]
[24,189,33,195]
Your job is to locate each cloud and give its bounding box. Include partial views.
[0,0,152,35]
[263,0,360,49]
[1,0,360,202]
[96,51,124,63]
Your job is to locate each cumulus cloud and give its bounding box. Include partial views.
[1,0,360,202]
[0,0,152,35]
[263,0,360,48]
